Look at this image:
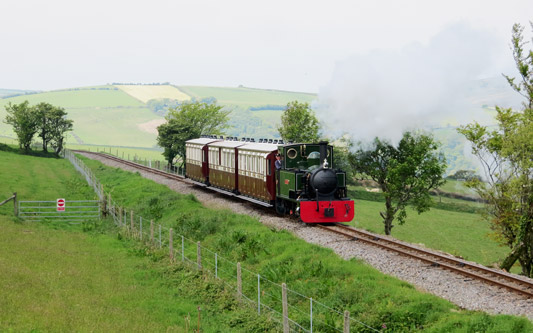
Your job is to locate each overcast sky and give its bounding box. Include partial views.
[1,0,532,92]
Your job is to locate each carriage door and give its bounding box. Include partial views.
[202,146,210,180]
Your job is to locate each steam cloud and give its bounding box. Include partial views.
[317,23,501,143]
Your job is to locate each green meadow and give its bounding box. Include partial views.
[0,147,276,332]
[0,86,161,147]
[179,85,316,108]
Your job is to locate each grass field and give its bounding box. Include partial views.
[0,148,275,332]
[75,154,532,331]
[115,85,191,103]
[350,198,506,265]
[179,86,316,108]
[0,86,161,147]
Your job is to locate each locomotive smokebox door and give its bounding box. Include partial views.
[324,208,334,217]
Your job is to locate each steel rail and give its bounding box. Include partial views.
[317,224,533,298]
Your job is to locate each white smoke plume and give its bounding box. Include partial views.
[316,22,502,144]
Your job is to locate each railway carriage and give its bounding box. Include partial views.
[236,143,278,202]
[185,137,354,223]
[185,138,221,183]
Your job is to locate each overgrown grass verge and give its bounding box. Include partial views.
[0,149,279,332]
[79,154,533,332]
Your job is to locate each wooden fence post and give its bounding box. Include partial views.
[150,220,154,244]
[169,228,174,261]
[102,193,107,218]
[237,262,242,300]
[107,193,112,217]
[344,311,350,333]
[197,241,202,270]
[13,192,17,216]
[130,210,134,235]
[282,283,289,333]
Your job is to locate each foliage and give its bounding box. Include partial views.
[447,169,481,181]
[349,131,447,235]
[332,136,355,184]
[35,102,73,154]
[458,23,533,277]
[156,101,230,167]
[277,101,320,143]
[4,101,72,155]
[146,98,182,116]
[3,101,39,152]
[35,102,55,152]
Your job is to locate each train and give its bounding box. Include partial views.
[185,136,354,223]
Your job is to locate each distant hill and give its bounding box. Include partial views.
[0,88,40,99]
[0,84,317,148]
[0,80,523,175]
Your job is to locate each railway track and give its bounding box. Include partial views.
[317,223,533,299]
[75,150,187,182]
[75,150,533,299]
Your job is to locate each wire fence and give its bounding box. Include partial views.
[85,146,186,176]
[63,149,380,333]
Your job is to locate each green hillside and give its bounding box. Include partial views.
[179,85,316,108]
[0,85,317,148]
[0,80,520,173]
[0,86,162,147]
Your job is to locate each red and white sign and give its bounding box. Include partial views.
[57,198,65,212]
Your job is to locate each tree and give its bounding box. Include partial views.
[157,101,230,168]
[47,107,73,155]
[458,23,533,277]
[34,102,55,152]
[277,101,320,143]
[349,132,446,235]
[3,101,38,152]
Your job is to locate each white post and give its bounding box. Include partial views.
[282,283,288,333]
[344,311,350,333]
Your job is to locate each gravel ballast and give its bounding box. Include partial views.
[81,153,533,321]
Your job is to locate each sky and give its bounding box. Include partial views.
[1,0,532,93]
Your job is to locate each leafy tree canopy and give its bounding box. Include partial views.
[4,101,72,155]
[157,101,230,167]
[349,131,446,235]
[277,101,320,143]
[4,101,39,152]
[458,22,533,276]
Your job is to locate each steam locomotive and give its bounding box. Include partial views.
[185,136,354,223]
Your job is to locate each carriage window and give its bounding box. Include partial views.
[266,159,271,175]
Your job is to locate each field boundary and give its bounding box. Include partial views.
[63,149,379,333]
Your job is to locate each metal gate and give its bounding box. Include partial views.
[18,200,101,222]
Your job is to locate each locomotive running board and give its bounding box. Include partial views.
[187,179,272,207]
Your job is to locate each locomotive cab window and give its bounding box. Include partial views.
[287,148,297,159]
